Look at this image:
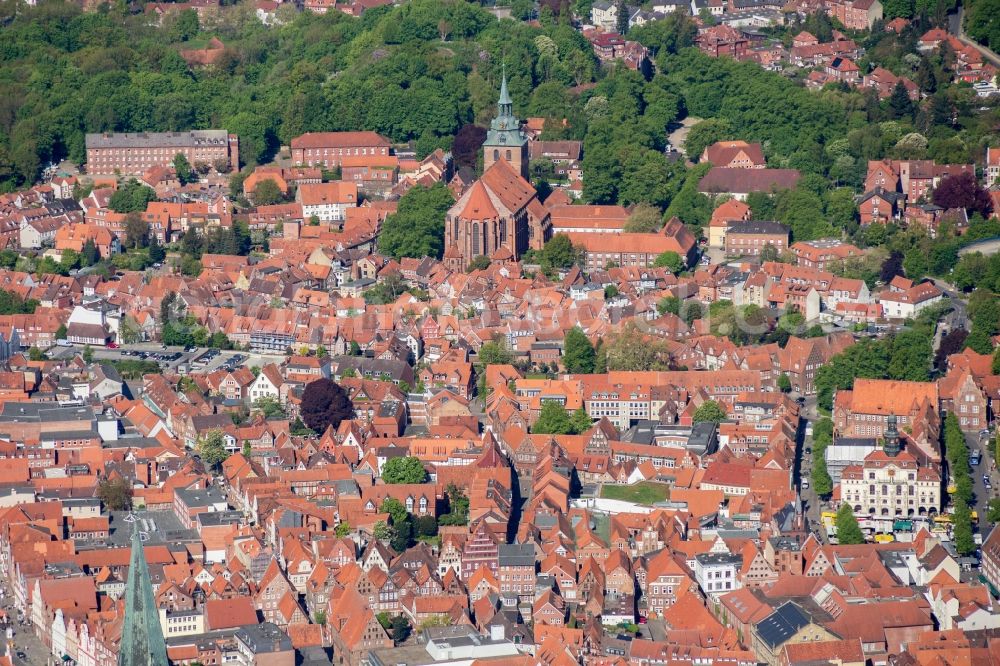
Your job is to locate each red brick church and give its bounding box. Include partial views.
[443,74,551,271]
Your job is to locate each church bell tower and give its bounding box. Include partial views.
[482,68,529,180]
[118,525,169,666]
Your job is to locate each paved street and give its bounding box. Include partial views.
[968,430,996,545]
[794,394,828,543]
[950,4,1000,68]
[0,584,50,666]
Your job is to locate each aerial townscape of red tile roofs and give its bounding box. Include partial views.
[2,0,1000,663]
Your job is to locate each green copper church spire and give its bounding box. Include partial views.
[483,63,529,178]
[498,64,513,109]
[119,525,168,666]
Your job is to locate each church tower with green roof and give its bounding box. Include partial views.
[482,69,529,180]
[118,526,169,666]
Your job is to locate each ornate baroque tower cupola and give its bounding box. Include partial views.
[883,412,901,457]
[483,67,529,180]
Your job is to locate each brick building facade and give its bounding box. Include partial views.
[86,130,238,176]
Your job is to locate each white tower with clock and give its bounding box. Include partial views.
[482,69,529,180]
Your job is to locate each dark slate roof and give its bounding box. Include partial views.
[698,167,801,195]
[86,130,229,149]
[726,220,790,236]
[858,186,904,204]
[498,543,535,568]
[235,622,294,654]
[755,601,812,649]
[175,486,227,508]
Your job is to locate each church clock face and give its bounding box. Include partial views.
[498,134,507,144]
[498,120,507,129]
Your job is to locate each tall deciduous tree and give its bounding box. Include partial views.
[300,378,354,434]
[532,400,574,434]
[109,180,156,214]
[835,503,865,544]
[252,178,284,205]
[173,153,194,185]
[478,337,513,366]
[623,203,663,233]
[811,454,833,497]
[693,400,726,424]
[198,429,229,470]
[539,234,580,272]
[382,456,427,484]
[602,321,671,371]
[97,477,133,511]
[563,327,596,374]
[932,172,993,217]
[652,251,683,273]
[952,497,975,555]
[124,213,150,250]
[452,125,487,170]
[378,183,455,260]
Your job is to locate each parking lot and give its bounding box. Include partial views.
[48,343,286,376]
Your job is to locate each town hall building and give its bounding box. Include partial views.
[443,74,551,271]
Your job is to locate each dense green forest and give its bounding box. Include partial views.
[1,0,998,237]
[963,0,999,52]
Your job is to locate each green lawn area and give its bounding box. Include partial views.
[600,482,671,505]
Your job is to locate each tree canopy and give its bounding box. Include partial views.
[300,378,354,434]
[563,327,596,374]
[198,429,229,470]
[532,400,576,435]
[623,203,663,233]
[693,400,726,424]
[652,251,684,273]
[378,183,455,260]
[835,503,865,544]
[0,289,39,315]
[96,477,133,511]
[382,456,427,484]
[109,180,157,214]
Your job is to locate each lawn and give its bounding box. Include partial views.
[600,482,671,505]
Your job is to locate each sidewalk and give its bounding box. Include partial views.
[952,6,1000,68]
